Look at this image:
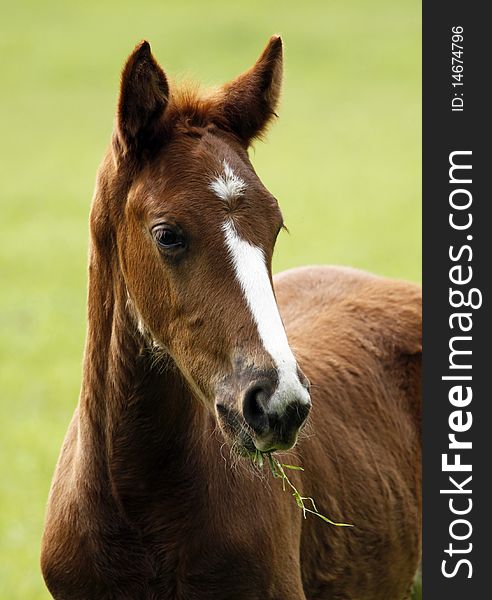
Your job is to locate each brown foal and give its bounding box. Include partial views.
[41,37,421,599]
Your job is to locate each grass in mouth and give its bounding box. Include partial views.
[253,450,353,528]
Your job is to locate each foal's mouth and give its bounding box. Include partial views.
[216,403,303,456]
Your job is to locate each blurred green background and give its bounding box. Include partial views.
[0,0,420,598]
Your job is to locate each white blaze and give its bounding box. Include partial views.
[221,220,310,412]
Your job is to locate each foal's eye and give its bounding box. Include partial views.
[152,226,185,250]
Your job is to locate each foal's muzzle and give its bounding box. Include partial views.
[216,365,311,454]
[243,382,311,452]
[241,371,311,452]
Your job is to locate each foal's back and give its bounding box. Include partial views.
[275,266,421,600]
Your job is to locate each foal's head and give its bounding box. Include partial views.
[93,37,310,455]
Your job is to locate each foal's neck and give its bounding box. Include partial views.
[77,246,213,516]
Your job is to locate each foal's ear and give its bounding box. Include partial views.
[114,41,169,158]
[217,35,283,145]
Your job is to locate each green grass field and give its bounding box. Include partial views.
[0,1,420,597]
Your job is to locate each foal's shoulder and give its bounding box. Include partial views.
[274,265,421,356]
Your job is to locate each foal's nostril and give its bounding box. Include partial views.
[297,400,311,424]
[283,400,311,431]
[243,385,270,435]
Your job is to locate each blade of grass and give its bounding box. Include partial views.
[254,451,353,528]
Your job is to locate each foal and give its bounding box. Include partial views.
[41,37,421,599]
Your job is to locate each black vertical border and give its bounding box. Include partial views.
[423,2,490,597]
